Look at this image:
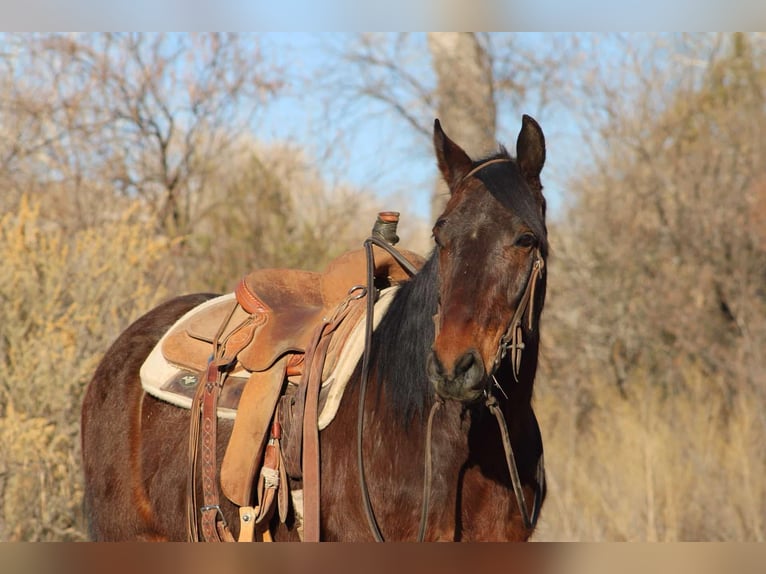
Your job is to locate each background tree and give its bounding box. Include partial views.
[427,32,496,217]
[186,137,383,292]
[0,33,281,236]
[548,32,766,397]
[325,32,575,223]
[535,32,766,541]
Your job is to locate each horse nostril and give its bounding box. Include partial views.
[454,350,477,377]
[454,349,485,392]
[429,349,486,402]
[426,352,444,382]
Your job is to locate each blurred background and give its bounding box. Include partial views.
[0,32,764,541]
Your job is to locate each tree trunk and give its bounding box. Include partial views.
[427,33,497,219]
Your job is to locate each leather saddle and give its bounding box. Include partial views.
[159,243,424,540]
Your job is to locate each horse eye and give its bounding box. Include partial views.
[515,232,538,248]
[432,218,447,248]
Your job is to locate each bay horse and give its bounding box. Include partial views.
[81,115,549,541]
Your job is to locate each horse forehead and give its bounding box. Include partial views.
[446,182,531,234]
[453,160,540,210]
[475,164,546,239]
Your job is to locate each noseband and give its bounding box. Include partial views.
[493,251,545,382]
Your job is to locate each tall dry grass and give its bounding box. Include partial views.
[532,366,766,541]
[0,197,174,541]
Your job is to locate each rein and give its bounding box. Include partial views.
[356,233,545,540]
[357,235,421,541]
[354,159,546,541]
[486,249,546,530]
[486,395,545,530]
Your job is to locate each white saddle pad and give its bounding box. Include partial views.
[139,288,398,429]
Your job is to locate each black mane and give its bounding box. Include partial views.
[367,252,439,425]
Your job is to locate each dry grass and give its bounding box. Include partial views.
[0,197,173,541]
[533,367,766,541]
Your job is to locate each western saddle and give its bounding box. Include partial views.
[161,213,424,542]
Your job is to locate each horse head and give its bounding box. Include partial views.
[426,116,548,404]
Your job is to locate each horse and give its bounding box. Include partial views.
[81,115,549,541]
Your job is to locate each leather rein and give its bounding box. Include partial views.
[356,214,546,541]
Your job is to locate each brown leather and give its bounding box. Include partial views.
[239,268,323,313]
[235,273,325,372]
[238,506,256,542]
[299,296,360,541]
[187,308,255,543]
[163,300,257,373]
[198,360,235,543]
[220,358,288,506]
[239,246,424,373]
[277,444,289,523]
[320,291,368,378]
[301,327,332,542]
[320,246,424,306]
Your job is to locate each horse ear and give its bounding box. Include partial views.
[433,119,473,189]
[516,114,546,187]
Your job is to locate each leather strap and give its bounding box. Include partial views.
[186,302,253,542]
[485,395,545,530]
[300,297,357,541]
[301,325,332,541]
[238,506,256,542]
[463,158,511,180]
[199,360,235,542]
[237,418,284,542]
[356,237,420,541]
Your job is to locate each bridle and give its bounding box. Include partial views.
[493,251,545,383]
[354,159,546,541]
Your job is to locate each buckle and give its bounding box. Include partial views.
[348,285,368,300]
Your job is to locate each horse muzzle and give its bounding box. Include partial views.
[426,348,486,403]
